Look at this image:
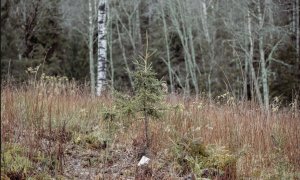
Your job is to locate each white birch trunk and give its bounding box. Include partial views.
[96,0,107,96]
[89,0,95,95]
[258,1,270,110]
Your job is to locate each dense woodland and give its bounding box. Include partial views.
[1,0,300,101]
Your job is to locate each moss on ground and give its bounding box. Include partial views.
[1,143,33,179]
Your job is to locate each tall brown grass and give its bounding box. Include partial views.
[1,81,299,178]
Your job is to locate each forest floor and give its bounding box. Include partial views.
[1,84,300,179]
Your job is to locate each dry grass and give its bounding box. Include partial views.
[1,81,300,179]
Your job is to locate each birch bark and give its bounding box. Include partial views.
[96,0,107,96]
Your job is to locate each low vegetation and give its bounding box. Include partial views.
[1,67,299,179]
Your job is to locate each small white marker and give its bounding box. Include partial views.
[138,156,150,166]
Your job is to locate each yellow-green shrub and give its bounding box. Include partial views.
[171,137,237,178]
[1,143,33,179]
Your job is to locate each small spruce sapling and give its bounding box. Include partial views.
[114,38,167,154]
[116,38,165,152]
[132,46,164,149]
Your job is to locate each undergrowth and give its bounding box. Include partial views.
[1,72,299,179]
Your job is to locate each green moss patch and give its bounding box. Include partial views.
[1,143,33,179]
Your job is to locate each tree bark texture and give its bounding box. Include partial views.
[96,0,107,96]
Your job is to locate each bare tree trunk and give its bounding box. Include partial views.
[175,0,198,97]
[188,27,199,98]
[116,22,134,88]
[200,1,214,100]
[208,69,212,101]
[136,0,142,49]
[117,0,137,54]
[247,9,263,107]
[258,1,269,110]
[168,0,193,96]
[201,2,211,43]
[96,0,107,96]
[107,2,114,89]
[133,0,142,53]
[265,0,274,42]
[160,2,174,94]
[243,18,249,100]
[88,0,95,96]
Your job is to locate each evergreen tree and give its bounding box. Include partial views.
[116,39,165,152]
[132,48,164,149]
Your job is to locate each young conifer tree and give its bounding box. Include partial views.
[116,37,165,152]
[132,44,164,149]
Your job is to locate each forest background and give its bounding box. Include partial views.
[1,0,299,104]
